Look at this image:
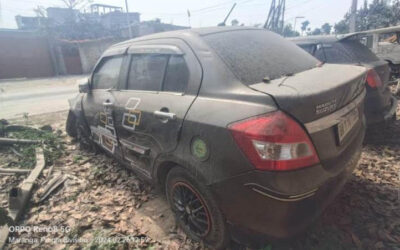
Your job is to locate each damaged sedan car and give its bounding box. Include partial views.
[66,27,368,249]
[290,35,397,125]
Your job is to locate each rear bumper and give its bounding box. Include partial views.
[210,120,365,246]
[365,90,397,124]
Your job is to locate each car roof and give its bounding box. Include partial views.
[288,33,358,45]
[106,26,265,52]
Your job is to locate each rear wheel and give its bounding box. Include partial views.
[166,167,229,249]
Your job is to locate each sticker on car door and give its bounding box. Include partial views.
[122,97,142,131]
[90,105,118,153]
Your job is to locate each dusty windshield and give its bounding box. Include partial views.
[203,30,319,85]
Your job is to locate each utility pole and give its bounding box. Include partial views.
[293,16,305,34]
[264,0,286,34]
[0,0,2,28]
[349,0,358,33]
[125,0,133,39]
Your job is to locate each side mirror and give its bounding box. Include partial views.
[78,78,90,93]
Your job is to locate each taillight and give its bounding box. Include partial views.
[228,111,319,171]
[366,69,382,88]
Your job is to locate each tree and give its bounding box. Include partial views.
[60,0,89,9]
[301,20,310,35]
[311,28,322,35]
[33,6,47,17]
[321,23,332,34]
[282,24,300,37]
[392,0,400,24]
[334,0,400,34]
[334,19,349,34]
[231,19,239,26]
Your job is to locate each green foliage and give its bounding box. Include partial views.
[73,154,83,163]
[282,24,300,37]
[11,128,65,168]
[311,28,322,36]
[301,20,310,34]
[335,0,400,34]
[334,19,350,34]
[321,23,332,34]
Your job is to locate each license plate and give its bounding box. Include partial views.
[337,109,359,143]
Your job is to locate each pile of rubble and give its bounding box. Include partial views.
[1,122,202,249]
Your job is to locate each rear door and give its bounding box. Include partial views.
[113,39,202,177]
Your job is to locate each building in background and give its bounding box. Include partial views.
[15,16,46,30]
[46,7,80,25]
[122,19,188,38]
[2,4,188,79]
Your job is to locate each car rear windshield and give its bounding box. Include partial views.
[323,40,379,64]
[340,40,379,63]
[202,30,319,85]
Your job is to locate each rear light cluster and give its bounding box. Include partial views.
[228,111,319,171]
[366,69,382,88]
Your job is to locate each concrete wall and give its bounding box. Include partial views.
[0,30,55,79]
[77,38,121,73]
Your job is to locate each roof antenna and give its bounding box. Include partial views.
[218,3,237,26]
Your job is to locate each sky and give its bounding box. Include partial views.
[0,0,374,32]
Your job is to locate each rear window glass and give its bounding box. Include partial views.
[340,40,379,63]
[163,55,189,92]
[202,30,319,85]
[322,40,379,64]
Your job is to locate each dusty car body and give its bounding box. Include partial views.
[349,25,400,80]
[67,27,368,248]
[290,35,397,125]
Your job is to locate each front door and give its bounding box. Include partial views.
[82,55,125,156]
[113,40,202,177]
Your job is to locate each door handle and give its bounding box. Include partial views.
[153,110,176,120]
[103,100,113,107]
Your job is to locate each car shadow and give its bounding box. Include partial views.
[364,118,400,146]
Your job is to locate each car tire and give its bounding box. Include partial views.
[66,111,77,138]
[166,167,229,249]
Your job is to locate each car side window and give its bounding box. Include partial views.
[92,56,123,90]
[163,55,189,93]
[314,44,327,62]
[127,54,168,91]
[299,44,316,55]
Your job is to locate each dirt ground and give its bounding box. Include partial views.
[1,100,400,249]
